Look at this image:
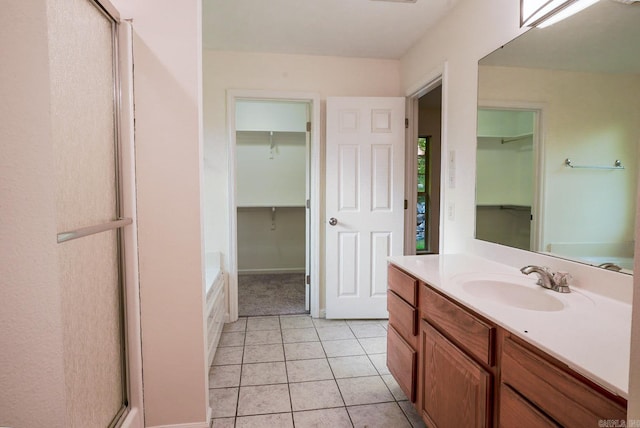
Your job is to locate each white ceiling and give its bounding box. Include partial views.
[202,0,460,59]
[480,1,640,74]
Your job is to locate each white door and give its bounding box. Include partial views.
[325,97,405,319]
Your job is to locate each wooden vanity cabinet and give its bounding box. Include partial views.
[386,263,628,428]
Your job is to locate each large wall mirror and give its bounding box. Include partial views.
[476,0,640,275]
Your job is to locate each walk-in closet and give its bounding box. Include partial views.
[235,100,310,316]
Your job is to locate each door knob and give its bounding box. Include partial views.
[329,217,338,226]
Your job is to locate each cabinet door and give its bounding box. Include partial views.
[387,325,417,402]
[499,384,559,428]
[421,321,491,428]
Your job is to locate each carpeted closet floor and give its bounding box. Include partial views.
[238,273,307,317]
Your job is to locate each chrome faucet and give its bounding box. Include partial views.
[598,262,622,272]
[520,265,571,293]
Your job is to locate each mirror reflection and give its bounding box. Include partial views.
[476,0,640,274]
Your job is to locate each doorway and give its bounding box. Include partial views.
[416,86,442,254]
[235,100,308,316]
[475,107,540,251]
[406,81,443,255]
[227,91,321,321]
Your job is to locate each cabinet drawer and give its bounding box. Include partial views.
[388,290,418,348]
[387,325,417,402]
[388,264,418,306]
[420,284,495,366]
[500,384,559,428]
[502,336,626,427]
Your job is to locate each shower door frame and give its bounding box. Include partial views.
[51,1,143,427]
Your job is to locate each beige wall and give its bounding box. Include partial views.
[0,1,68,426]
[401,0,639,416]
[127,0,208,426]
[203,51,402,311]
[237,208,306,273]
[401,0,525,253]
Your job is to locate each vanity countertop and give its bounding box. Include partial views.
[388,253,632,399]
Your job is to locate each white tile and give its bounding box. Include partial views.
[289,380,344,411]
[312,318,347,328]
[245,329,282,345]
[350,323,387,338]
[317,326,356,341]
[243,344,284,363]
[219,331,245,347]
[369,353,390,375]
[322,339,366,357]
[328,355,378,378]
[284,342,326,360]
[381,374,408,401]
[211,417,235,428]
[209,365,241,388]
[212,346,243,366]
[209,387,238,418]
[359,337,387,355]
[280,315,314,329]
[237,384,291,416]
[286,358,333,383]
[222,318,247,332]
[347,402,411,428]
[241,362,287,386]
[293,408,352,428]
[399,400,427,428]
[346,319,386,326]
[235,413,294,428]
[282,327,319,343]
[337,376,394,406]
[247,316,281,331]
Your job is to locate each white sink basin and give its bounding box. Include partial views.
[461,279,565,312]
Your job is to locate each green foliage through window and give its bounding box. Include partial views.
[417,137,430,253]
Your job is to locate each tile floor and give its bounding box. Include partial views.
[210,315,426,428]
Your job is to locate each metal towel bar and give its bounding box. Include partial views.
[564,158,624,170]
[57,217,133,243]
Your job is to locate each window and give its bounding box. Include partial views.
[417,136,430,253]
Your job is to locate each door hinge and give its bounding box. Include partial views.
[404,199,408,210]
[405,118,409,129]
[306,199,310,209]
[306,121,311,132]
[306,274,310,285]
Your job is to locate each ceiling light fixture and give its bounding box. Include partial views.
[521,0,599,27]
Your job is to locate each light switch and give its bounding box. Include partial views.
[448,150,456,189]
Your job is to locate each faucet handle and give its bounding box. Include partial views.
[552,271,572,293]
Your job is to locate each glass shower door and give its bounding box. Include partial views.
[50,0,129,426]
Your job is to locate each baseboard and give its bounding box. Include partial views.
[238,268,305,275]
[147,421,208,428]
[319,308,326,318]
